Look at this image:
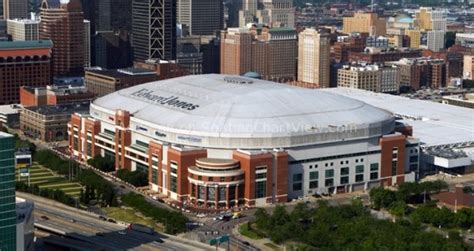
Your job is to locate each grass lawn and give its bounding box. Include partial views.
[16,162,83,198]
[103,207,164,232]
[239,223,264,240]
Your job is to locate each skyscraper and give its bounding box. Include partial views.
[40,0,85,77]
[177,0,223,36]
[3,0,29,20]
[132,0,176,61]
[84,20,91,67]
[297,28,330,88]
[6,19,39,41]
[257,0,295,28]
[0,132,16,251]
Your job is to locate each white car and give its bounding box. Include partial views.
[118,230,127,235]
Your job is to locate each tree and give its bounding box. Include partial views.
[254,208,271,231]
[370,187,396,209]
[389,201,407,218]
[445,32,456,49]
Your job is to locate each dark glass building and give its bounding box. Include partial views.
[132,0,176,61]
[0,132,16,251]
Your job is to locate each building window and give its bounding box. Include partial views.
[370,172,378,180]
[219,186,226,201]
[340,167,349,176]
[170,176,177,192]
[356,165,364,173]
[220,177,225,182]
[256,181,267,198]
[152,168,158,184]
[370,163,379,171]
[198,175,202,180]
[325,178,334,187]
[136,162,148,174]
[409,156,418,163]
[392,161,397,176]
[325,169,334,178]
[256,173,267,179]
[207,187,216,201]
[309,171,318,180]
[136,140,149,148]
[293,173,303,182]
[292,183,302,191]
[309,180,318,189]
[209,177,213,182]
[340,176,349,184]
[355,174,364,182]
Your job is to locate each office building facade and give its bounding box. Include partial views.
[6,19,39,41]
[3,0,28,20]
[0,132,16,251]
[132,0,176,61]
[337,64,400,93]
[0,40,52,105]
[39,0,85,77]
[343,12,386,36]
[220,26,297,82]
[297,28,330,88]
[177,0,223,36]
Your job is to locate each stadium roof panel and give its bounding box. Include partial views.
[323,88,474,147]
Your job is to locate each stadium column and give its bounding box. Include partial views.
[114,110,131,170]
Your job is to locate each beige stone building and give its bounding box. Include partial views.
[297,28,330,88]
[6,19,39,41]
[220,26,297,82]
[338,64,400,93]
[342,12,386,36]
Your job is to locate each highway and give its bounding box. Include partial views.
[19,193,219,251]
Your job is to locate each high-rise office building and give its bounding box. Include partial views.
[343,12,386,36]
[177,0,223,36]
[257,0,295,28]
[0,132,16,251]
[220,26,297,82]
[6,19,39,41]
[84,20,91,67]
[427,30,445,52]
[415,7,446,32]
[40,0,85,77]
[0,40,52,105]
[132,0,176,61]
[297,28,330,88]
[3,0,29,20]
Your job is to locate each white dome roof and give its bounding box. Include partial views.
[92,74,394,149]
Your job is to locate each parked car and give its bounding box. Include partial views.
[118,230,127,236]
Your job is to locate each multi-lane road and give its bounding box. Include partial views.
[19,193,220,251]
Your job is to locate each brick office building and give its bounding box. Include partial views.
[20,85,95,107]
[348,48,422,64]
[0,40,52,105]
[68,75,419,209]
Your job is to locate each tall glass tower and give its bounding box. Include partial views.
[0,132,16,251]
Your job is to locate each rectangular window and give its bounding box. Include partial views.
[136,162,148,174]
[325,178,334,187]
[220,177,225,182]
[292,183,302,191]
[370,172,378,180]
[293,173,303,182]
[355,174,364,182]
[309,171,318,180]
[340,176,349,184]
[409,156,418,163]
[370,163,379,171]
[152,168,158,184]
[392,161,397,176]
[256,181,267,198]
[104,128,115,136]
[325,169,334,178]
[171,176,177,192]
[309,180,318,189]
[209,177,213,182]
[340,167,349,176]
[356,165,364,173]
[256,173,267,179]
[136,140,149,148]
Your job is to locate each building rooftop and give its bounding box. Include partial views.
[0,40,53,50]
[0,131,13,139]
[323,88,474,148]
[87,68,156,78]
[25,103,89,116]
